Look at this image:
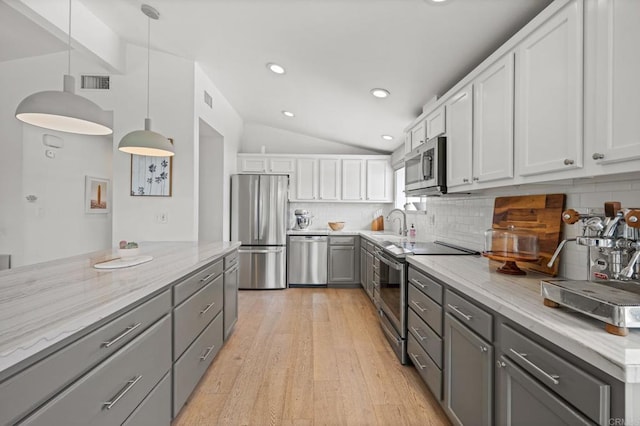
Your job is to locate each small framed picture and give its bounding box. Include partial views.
[130,138,173,196]
[85,176,110,214]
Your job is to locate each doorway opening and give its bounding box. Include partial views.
[198,119,224,241]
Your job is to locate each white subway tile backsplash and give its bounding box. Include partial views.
[289,202,391,231]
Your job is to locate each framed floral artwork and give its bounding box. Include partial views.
[130,139,173,196]
[85,176,110,213]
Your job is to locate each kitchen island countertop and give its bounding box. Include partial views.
[407,254,640,384]
[0,241,240,382]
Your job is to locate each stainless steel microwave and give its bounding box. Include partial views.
[404,136,446,196]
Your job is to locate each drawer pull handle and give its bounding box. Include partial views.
[411,326,428,341]
[411,300,427,312]
[200,345,216,361]
[509,348,560,385]
[411,278,427,289]
[101,323,142,348]
[410,352,427,370]
[447,304,472,321]
[200,273,216,283]
[103,375,142,410]
[200,302,215,315]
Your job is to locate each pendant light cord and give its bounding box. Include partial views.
[67,0,72,75]
[146,14,151,119]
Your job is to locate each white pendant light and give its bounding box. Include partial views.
[15,0,112,136]
[118,4,174,157]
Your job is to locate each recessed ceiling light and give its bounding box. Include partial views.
[267,63,286,75]
[381,135,394,141]
[370,88,390,99]
[282,111,295,118]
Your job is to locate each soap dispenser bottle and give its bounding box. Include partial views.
[409,224,416,243]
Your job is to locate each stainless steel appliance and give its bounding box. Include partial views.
[288,235,328,286]
[231,174,288,289]
[405,136,447,196]
[543,203,640,335]
[294,209,313,230]
[374,240,479,364]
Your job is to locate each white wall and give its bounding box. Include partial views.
[241,122,383,155]
[404,173,640,281]
[194,63,243,241]
[198,119,224,241]
[0,51,113,267]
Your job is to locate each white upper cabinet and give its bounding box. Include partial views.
[238,156,295,174]
[342,159,365,201]
[318,159,340,201]
[590,0,640,165]
[473,53,515,183]
[268,158,296,173]
[365,159,393,202]
[295,158,317,200]
[410,120,427,151]
[515,0,583,176]
[239,157,267,173]
[426,106,446,140]
[446,84,474,189]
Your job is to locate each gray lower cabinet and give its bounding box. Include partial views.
[360,246,366,288]
[328,236,360,286]
[22,315,172,426]
[444,312,493,426]
[496,356,592,426]
[224,252,239,340]
[365,250,374,299]
[122,372,172,426]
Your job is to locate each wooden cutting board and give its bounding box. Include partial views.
[491,194,565,276]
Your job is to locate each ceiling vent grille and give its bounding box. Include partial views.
[81,75,110,90]
[204,91,213,108]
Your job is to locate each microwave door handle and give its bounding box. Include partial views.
[421,152,427,179]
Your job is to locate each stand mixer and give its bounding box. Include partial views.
[543,202,640,336]
[294,209,313,230]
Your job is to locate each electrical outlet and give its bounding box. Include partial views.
[157,212,168,224]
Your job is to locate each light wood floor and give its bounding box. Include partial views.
[172,288,450,426]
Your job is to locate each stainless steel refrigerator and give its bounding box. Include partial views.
[231,174,288,289]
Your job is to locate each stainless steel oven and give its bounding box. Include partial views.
[404,136,447,196]
[373,247,408,364]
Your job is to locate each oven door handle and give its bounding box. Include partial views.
[375,253,403,271]
[379,312,401,345]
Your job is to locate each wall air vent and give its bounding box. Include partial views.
[204,90,213,108]
[80,75,110,90]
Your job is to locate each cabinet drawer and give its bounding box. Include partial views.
[174,259,223,305]
[174,312,224,416]
[329,236,356,245]
[122,371,171,426]
[22,315,172,426]
[408,267,443,304]
[0,290,170,426]
[501,324,610,424]
[224,250,238,270]
[445,290,493,342]
[407,334,442,401]
[408,284,443,336]
[408,308,443,368]
[174,274,223,359]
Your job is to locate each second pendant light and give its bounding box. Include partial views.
[118,4,174,157]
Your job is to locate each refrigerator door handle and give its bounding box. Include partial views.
[238,248,284,254]
[258,177,264,241]
[253,176,260,242]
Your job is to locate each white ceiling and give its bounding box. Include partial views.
[6,0,554,153]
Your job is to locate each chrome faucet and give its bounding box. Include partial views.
[387,209,407,236]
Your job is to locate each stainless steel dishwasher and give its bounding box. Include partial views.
[288,235,328,286]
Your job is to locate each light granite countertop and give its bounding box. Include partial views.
[0,241,240,381]
[406,255,640,384]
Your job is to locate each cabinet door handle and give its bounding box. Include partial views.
[462,178,469,183]
[563,159,574,166]
[103,375,142,410]
[447,304,472,321]
[509,348,560,385]
[473,177,479,182]
[411,300,427,312]
[411,326,428,341]
[592,153,605,160]
[101,323,142,348]
[200,273,216,283]
[200,345,216,361]
[411,278,427,289]
[200,302,215,315]
[410,352,427,370]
